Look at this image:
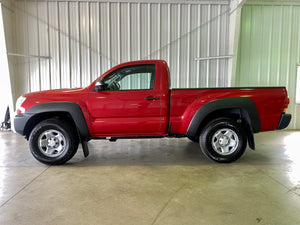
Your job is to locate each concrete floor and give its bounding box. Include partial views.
[0,131,300,225]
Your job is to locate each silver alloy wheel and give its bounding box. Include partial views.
[211,128,239,155]
[38,129,67,157]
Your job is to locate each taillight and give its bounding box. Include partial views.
[283,98,290,113]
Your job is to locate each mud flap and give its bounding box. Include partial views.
[245,125,255,150]
[247,130,255,150]
[81,140,89,157]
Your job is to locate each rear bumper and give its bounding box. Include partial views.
[277,113,291,130]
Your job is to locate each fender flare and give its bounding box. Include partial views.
[25,102,90,139]
[186,98,260,148]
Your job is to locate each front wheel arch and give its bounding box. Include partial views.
[24,102,90,140]
[24,112,74,139]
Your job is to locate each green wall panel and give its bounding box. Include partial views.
[236,2,300,129]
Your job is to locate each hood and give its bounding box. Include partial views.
[23,88,85,98]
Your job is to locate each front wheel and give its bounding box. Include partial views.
[199,118,247,163]
[29,119,79,165]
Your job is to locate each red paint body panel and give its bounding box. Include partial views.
[18,60,289,138]
[169,88,287,134]
[21,88,90,121]
[86,60,170,137]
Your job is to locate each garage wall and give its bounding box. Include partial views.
[12,0,230,100]
[1,1,15,120]
[236,2,300,129]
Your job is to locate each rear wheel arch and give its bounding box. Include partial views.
[186,98,260,148]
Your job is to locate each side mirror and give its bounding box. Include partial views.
[94,80,107,92]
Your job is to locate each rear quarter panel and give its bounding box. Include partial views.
[170,87,287,134]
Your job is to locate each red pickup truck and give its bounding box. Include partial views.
[14,60,291,165]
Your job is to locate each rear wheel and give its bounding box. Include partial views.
[199,118,247,163]
[29,119,79,165]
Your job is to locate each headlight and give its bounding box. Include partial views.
[16,96,26,114]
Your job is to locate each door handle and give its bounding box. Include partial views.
[144,96,159,101]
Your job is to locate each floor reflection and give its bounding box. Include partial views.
[283,132,300,186]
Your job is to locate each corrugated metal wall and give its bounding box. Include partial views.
[1,1,15,120]
[0,0,14,121]
[12,0,230,100]
[236,2,300,129]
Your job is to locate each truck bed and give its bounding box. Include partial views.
[169,87,288,134]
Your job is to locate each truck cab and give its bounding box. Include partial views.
[87,60,170,137]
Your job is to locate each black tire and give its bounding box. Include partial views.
[187,136,199,143]
[29,119,79,165]
[199,118,247,163]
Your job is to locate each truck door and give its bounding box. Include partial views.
[87,64,167,137]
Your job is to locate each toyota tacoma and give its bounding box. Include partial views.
[14,60,291,165]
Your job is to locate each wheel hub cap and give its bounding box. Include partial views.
[48,138,57,147]
[212,128,239,156]
[38,129,66,158]
[219,135,230,146]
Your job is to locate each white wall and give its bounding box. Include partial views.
[11,0,231,101]
[0,1,15,121]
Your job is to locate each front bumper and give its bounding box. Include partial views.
[277,113,291,130]
[14,113,33,136]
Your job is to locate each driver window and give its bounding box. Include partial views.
[101,64,156,91]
